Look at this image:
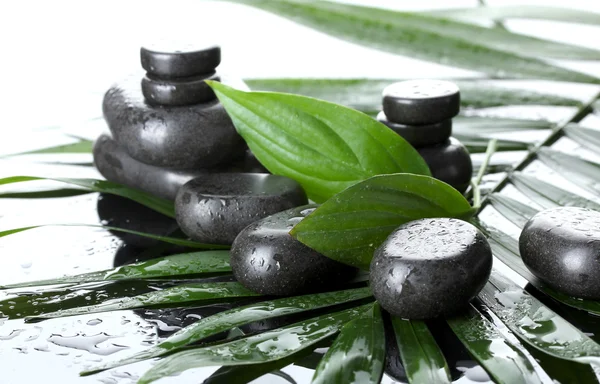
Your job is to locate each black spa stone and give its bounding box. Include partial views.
[175,174,308,245]
[417,137,472,193]
[370,218,492,319]
[103,76,245,169]
[520,206,600,299]
[382,80,460,125]
[140,43,221,78]
[377,111,451,147]
[230,205,357,296]
[141,72,219,106]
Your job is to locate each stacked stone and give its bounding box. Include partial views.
[377,79,472,193]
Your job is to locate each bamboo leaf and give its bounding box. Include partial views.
[0,138,93,158]
[454,117,552,136]
[0,251,232,289]
[226,0,600,82]
[27,282,259,321]
[447,305,543,384]
[488,193,540,228]
[457,135,530,154]
[0,188,93,199]
[391,317,451,383]
[537,148,600,197]
[312,303,385,384]
[137,304,372,384]
[291,173,475,270]
[81,287,373,376]
[208,81,430,203]
[0,176,175,217]
[564,124,600,152]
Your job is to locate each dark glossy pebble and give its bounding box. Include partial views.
[140,43,221,78]
[97,193,179,248]
[175,174,308,245]
[103,76,244,169]
[382,80,460,125]
[418,137,472,193]
[230,205,357,296]
[370,218,492,319]
[141,72,219,106]
[520,206,600,299]
[377,111,451,147]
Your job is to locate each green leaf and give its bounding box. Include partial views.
[0,188,93,199]
[290,173,475,270]
[456,134,530,154]
[564,124,600,153]
[227,0,600,82]
[27,282,259,321]
[207,81,430,202]
[0,251,232,289]
[536,148,600,197]
[447,305,543,384]
[425,6,600,26]
[81,287,373,375]
[0,138,93,157]
[454,117,552,136]
[312,303,385,384]
[488,193,540,228]
[0,176,175,217]
[137,304,372,384]
[0,224,226,249]
[391,317,451,383]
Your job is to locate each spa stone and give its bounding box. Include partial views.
[377,111,452,147]
[370,218,492,319]
[141,72,219,106]
[417,137,472,193]
[140,43,221,78]
[175,173,308,245]
[230,205,357,296]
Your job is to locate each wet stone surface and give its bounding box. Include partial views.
[377,111,452,147]
[520,206,600,299]
[418,137,473,193]
[230,205,357,296]
[370,218,493,319]
[141,72,219,106]
[175,173,308,245]
[140,43,221,78]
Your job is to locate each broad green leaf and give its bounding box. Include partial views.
[226,0,600,82]
[564,124,600,152]
[312,303,385,384]
[137,304,372,384]
[0,224,226,249]
[488,193,540,228]
[537,148,600,197]
[425,6,600,26]
[290,174,475,270]
[81,287,373,375]
[0,138,93,157]
[447,305,542,384]
[391,317,451,383]
[0,176,175,217]
[0,188,93,199]
[0,251,232,289]
[27,282,259,321]
[511,172,600,211]
[208,81,430,202]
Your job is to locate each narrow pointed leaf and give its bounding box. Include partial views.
[0,188,93,199]
[535,149,600,198]
[456,135,530,153]
[290,174,475,270]
[391,317,451,383]
[564,124,600,152]
[0,176,175,217]
[137,304,372,384]
[454,117,552,136]
[0,139,93,157]
[447,305,543,384]
[488,193,540,228]
[82,287,373,375]
[27,282,259,321]
[312,303,385,384]
[0,224,226,249]
[227,0,600,82]
[208,82,430,202]
[0,251,232,289]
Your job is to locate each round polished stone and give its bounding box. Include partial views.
[520,206,600,299]
[140,43,221,78]
[377,111,451,147]
[382,80,460,125]
[103,76,245,169]
[230,205,357,295]
[370,218,492,319]
[417,137,472,193]
[141,72,219,106]
[175,173,308,245]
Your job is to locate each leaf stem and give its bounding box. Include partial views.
[471,139,498,210]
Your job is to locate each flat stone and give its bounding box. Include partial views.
[140,43,221,78]
[175,174,308,245]
[230,205,357,295]
[417,137,472,193]
[103,76,245,169]
[520,206,600,299]
[141,72,219,106]
[382,80,460,125]
[370,218,492,319]
[377,111,451,147]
